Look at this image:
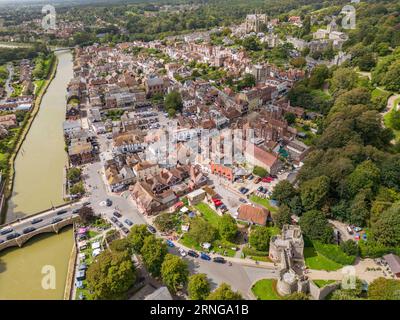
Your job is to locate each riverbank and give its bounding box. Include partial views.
[0,55,58,223]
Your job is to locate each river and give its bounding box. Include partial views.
[0,50,74,299]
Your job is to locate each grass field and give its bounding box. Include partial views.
[194,202,221,227]
[304,247,343,271]
[251,279,282,300]
[249,195,278,213]
[313,280,337,288]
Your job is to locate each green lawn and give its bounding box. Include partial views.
[179,233,202,251]
[251,279,282,300]
[304,247,343,271]
[194,202,221,227]
[313,280,337,288]
[249,195,278,213]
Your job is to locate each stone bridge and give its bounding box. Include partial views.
[0,201,84,252]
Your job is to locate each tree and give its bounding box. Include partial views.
[331,278,364,300]
[140,235,168,277]
[78,206,94,224]
[86,250,136,300]
[340,240,359,256]
[160,254,188,291]
[218,214,238,242]
[284,112,296,125]
[237,73,255,91]
[242,36,261,51]
[330,68,358,93]
[207,283,243,300]
[299,210,333,243]
[371,203,400,247]
[252,166,268,177]
[290,57,306,68]
[164,90,183,114]
[154,212,176,233]
[109,236,132,252]
[308,64,329,89]
[70,182,85,195]
[188,274,210,300]
[382,60,400,91]
[368,278,400,300]
[272,180,297,206]
[300,175,330,211]
[249,226,270,251]
[67,167,81,182]
[358,53,376,71]
[273,205,292,229]
[346,161,380,197]
[128,224,151,253]
[188,217,218,244]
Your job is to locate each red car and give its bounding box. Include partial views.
[262,177,269,183]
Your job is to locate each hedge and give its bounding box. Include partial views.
[359,240,400,258]
[243,246,269,257]
[313,241,356,266]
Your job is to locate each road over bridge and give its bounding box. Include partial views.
[0,200,88,251]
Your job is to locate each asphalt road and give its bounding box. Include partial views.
[0,201,85,242]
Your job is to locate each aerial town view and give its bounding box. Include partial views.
[0,0,399,307]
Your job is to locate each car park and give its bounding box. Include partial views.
[187,250,199,258]
[200,252,211,261]
[124,219,133,226]
[110,216,118,223]
[121,227,130,234]
[22,227,35,234]
[115,221,123,228]
[213,257,226,264]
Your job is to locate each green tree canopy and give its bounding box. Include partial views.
[140,235,168,277]
[188,273,211,300]
[249,226,270,251]
[188,217,218,244]
[161,254,189,293]
[207,283,243,300]
[86,250,136,300]
[299,210,333,243]
[218,214,238,242]
[128,224,151,253]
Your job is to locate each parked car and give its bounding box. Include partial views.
[0,228,14,235]
[166,240,175,247]
[78,264,87,271]
[254,177,261,184]
[178,248,187,257]
[239,198,247,203]
[72,208,80,214]
[56,210,68,215]
[0,239,4,244]
[147,225,156,234]
[22,227,35,234]
[121,227,130,234]
[213,257,226,264]
[30,218,43,225]
[188,250,199,258]
[110,217,118,223]
[200,252,211,261]
[247,175,254,180]
[113,211,122,218]
[6,233,20,240]
[52,217,63,224]
[115,221,123,228]
[106,199,112,207]
[124,219,133,226]
[82,201,91,206]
